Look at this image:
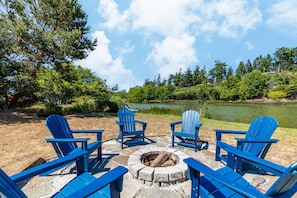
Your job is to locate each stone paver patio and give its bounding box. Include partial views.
[21,135,279,198]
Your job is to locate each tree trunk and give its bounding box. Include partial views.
[8,91,26,109]
[8,68,38,109]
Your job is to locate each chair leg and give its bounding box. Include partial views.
[194,139,197,152]
[77,153,88,174]
[142,134,145,145]
[189,167,200,198]
[235,156,243,175]
[215,133,222,161]
[215,146,221,161]
[97,146,102,161]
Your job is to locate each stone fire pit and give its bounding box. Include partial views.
[128,146,189,186]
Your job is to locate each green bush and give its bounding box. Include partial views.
[96,99,118,112]
[267,91,287,100]
[64,98,119,113]
[66,99,97,113]
[37,103,62,117]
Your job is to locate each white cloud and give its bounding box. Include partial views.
[245,41,254,50]
[129,0,201,36]
[98,0,262,38]
[201,0,262,37]
[146,34,197,77]
[97,0,130,31]
[76,31,139,90]
[266,0,297,35]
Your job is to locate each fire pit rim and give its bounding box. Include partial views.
[127,146,189,186]
[140,150,180,167]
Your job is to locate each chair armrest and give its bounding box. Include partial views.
[71,130,104,142]
[214,129,247,134]
[235,138,279,144]
[67,166,128,198]
[45,138,90,143]
[183,158,265,197]
[45,138,89,151]
[135,120,147,125]
[71,129,104,134]
[218,141,286,175]
[11,151,87,183]
[170,121,182,132]
[116,121,123,126]
[214,129,247,142]
[116,121,125,135]
[135,120,147,131]
[196,123,203,128]
[170,121,182,126]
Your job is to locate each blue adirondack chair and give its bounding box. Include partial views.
[170,110,206,152]
[45,114,104,172]
[214,116,279,162]
[0,150,128,198]
[184,157,297,198]
[116,109,147,149]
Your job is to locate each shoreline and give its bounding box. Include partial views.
[157,98,297,105]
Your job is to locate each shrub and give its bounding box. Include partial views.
[37,103,62,117]
[65,99,97,113]
[96,99,118,112]
[64,98,119,113]
[267,91,287,101]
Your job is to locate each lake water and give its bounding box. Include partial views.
[128,102,297,129]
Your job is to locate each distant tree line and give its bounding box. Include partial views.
[126,47,297,103]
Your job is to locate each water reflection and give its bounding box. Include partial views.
[129,102,297,129]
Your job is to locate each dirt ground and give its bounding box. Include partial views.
[0,110,176,175]
[0,109,296,176]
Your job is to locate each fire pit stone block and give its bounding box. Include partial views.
[166,166,183,182]
[154,167,169,182]
[175,162,188,178]
[129,163,145,178]
[128,155,141,166]
[139,166,154,181]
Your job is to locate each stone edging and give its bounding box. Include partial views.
[128,145,189,186]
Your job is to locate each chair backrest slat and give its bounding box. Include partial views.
[46,114,78,156]
[118,109,136,133]
[243,116,278,155]
[181,110,200,135]
[266,161,297,197]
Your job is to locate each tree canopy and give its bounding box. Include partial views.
[0,0,97,108]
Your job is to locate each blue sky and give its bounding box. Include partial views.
[76,0,297,91]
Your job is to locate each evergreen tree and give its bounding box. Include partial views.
[192,65,200,85]
[245,59,253,73]
[236,61,247,79]
[208,60,227,83]
[226,66,233,79]
[184,67,193,87]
